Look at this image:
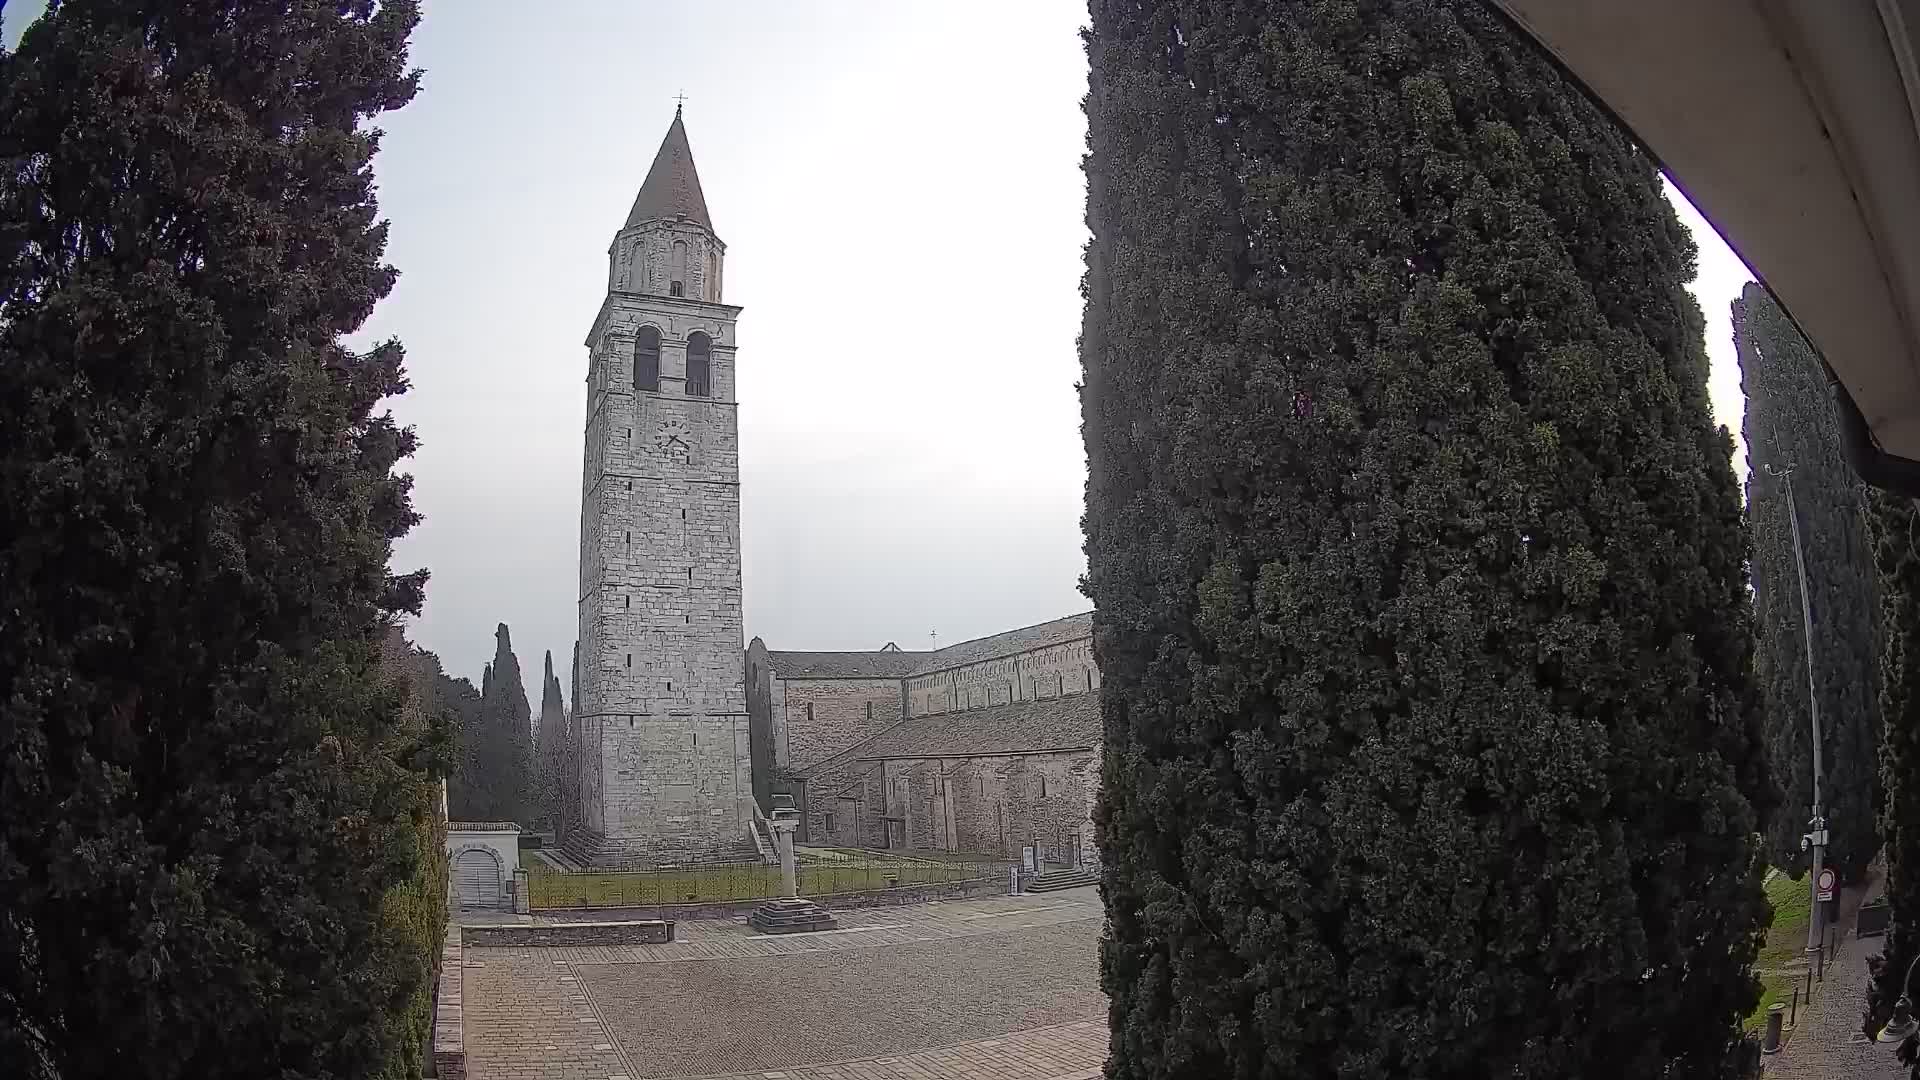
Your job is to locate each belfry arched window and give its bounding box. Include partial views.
[670,240,688,297]
[634,326,660,392]
[686,331,712,398]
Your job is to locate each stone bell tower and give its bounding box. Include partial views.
[570,108,753,866]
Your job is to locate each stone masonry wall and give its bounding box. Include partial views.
[575,213,752,865]
[873,750,1098,866]
[906,638,1099,718]
[779,678,905,773]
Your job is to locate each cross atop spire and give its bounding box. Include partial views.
[673,89,687,116]
[624,110,713,233]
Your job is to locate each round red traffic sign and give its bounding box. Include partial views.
[1817,868,1837,900]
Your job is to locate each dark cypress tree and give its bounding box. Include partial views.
[477,623,534,825]
[563,641,582,841]
[439,666,486,821]
[534,650,568,831]
[1737,282,1881,881]
[1870,491,1920,1058]
[1080,2,1768,1076]
[0,2,435,1078]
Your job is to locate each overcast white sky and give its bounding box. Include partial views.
[6,2,1756,690]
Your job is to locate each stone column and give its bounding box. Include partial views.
[773,815,799,899]
[748,796,836,934]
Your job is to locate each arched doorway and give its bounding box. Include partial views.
[453,848,503,910]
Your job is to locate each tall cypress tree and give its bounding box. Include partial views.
[534,650,568,831]
[477,623,533,826]
[1080,2,1768,1076]
[439,665,486,821]
[1737,282,1881,881]
[1870,491,1920,1055]
[0,2,435,1077]
[563,641,582,841]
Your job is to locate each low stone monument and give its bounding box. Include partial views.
[748,796,838,934]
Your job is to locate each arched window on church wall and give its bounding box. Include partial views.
[706,250,718,300]
[686,332,712,398]
[670,240,688,297]
[634,326,661,392]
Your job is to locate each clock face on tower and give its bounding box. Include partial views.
[653,417,691,453]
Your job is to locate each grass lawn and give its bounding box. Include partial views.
[524,853,1004,909]
[1745,871,1816,1030]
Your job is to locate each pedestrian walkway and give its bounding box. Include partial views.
[1763,874,1903,1079]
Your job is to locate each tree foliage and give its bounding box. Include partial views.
[534,650,568,831]
[448,624,533,825]
[1870,491,1920,1059]
[1079,2,1768,1076]
[0,2,439,1077]
[1737,282,1881,881]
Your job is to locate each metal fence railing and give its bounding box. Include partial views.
[525,847,1012,912]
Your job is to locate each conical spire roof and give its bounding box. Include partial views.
[624,108,712,232]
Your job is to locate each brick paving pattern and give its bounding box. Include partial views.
[463,888,1106,1080]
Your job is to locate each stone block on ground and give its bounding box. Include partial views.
[748,896,839,934]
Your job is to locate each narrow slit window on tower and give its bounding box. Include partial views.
[686,331,712,397]
[624,595,630,609]
[625,653,631,668]
[634,325,661,392]
[670,239,688,297]
[806,702,814,724]
[866,701,873,722]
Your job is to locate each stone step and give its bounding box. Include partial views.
[748,897,839,935]
[1026,868,1099,893]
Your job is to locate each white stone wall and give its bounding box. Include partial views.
[574,214,753,864]
[905,638,1100,718]
[609,219,724,302]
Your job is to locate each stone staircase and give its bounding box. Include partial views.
[1025,867,1099,893]
[747,896,839,934]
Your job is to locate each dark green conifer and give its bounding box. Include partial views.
[1080,2,1768,1074]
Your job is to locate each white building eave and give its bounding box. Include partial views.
[1494,0,1920,491]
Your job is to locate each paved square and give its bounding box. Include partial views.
[463,889,1109,1080]
[581,923,1099,1077]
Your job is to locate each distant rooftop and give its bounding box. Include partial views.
[910,612,1093,676]
[854,692,1099,760]
[761,611,1094,682]
[764,649,928,680]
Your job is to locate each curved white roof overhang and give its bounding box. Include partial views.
[1492,1,1920,493]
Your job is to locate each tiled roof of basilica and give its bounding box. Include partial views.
[764,650,928,680]
[908,612,1093,676]
[852,691,1100,760]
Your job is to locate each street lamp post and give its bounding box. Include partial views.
[1766,462,1830,978]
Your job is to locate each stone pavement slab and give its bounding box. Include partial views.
[463,888,1107,1080]
[687,1020,1107,1080]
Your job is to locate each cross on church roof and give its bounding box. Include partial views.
[673,90,688,115]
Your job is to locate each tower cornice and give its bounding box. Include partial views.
[585,292,744,347]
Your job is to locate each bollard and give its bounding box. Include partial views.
[1763,1003,1786,1054]
[1790,985,1799,1028]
